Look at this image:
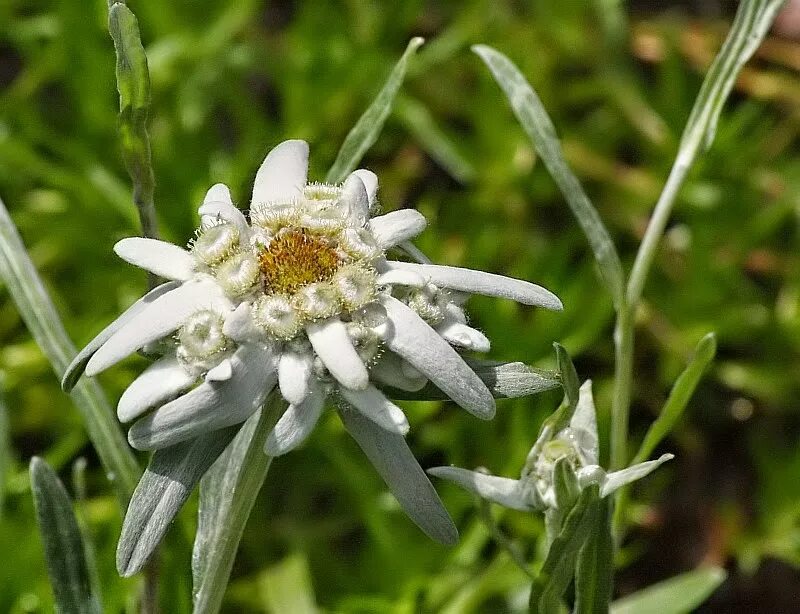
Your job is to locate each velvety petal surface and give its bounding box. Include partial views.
[127,344,277,450]
[251,140,309,207]
[383,261,562,310]
[339,405,458,545]
[114,238,195,281]
[427,467,534,512]
[117,355,197,423]
[61,281,180,391]
[380,296,495,418]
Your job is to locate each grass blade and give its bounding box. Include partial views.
[626,0,786,305]
[192,395,285,614]
[632,333,716,464]
[108,1,158,241]
[30,457,102,614]
[325,37,424,183]
[259,553,319,614]
[529,486,599,613]
[0,195,140,501]
[394,93,475,183]
[474,44,624,308]
[575,496,614,614]
[610,567,727,614]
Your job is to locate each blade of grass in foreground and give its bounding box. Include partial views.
[0,195,140,501]
[325,38,424,183]
[610,567,727,614]
[473,44,624,309]
[30,457,102,614]
[633,333,716,464]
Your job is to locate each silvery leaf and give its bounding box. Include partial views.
[116,426,239,576]
[382,359,559,401]
[30,457,101,614]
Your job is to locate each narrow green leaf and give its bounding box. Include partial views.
[30,457,102,614]
[555,343,580,413]
[473,44,624,307]
[633,333,716,464]
[545,457,582,542]
[0,195,140,502]
[552,457,580,512]
[395,93,475,183]
[530,486,599,614]
[610,567,727,614]
[259,553,319,614]
[192,395,285,614]
[682,0,787,151]
[626,0,786,305]
[325,37,424,183]
[117,427,240,577]
[108,2,158,241]
[384,359,560,401]
[575,496,614,614]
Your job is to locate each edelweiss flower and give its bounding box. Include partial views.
[63,139,561,541]
[429,381,673,512]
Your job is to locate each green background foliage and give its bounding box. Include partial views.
[1,0,800,611]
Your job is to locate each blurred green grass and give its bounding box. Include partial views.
[2,0,800,611]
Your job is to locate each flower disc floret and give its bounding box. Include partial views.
[192,222,240,265]
[216,252,260,297]
[253,294,302,339]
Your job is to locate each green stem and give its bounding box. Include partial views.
[609,303,634,472]
[192,396,285,613]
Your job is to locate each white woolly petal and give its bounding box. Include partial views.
[383,261,563,310]
[114,238,195,281]
[368,210,427,248]
[62,281,180,391]
[569,380,599,465]
[436,321,491,353]
[380,295,495,419]
[340,384,409,435]
[199,183,249,237]
[340,172,369,226]
[339,406,458,544]
[265,381,327,456]
[251,140,309,207]
[376,268,426,288]
[86,279,230,376]
[352,169,378,205]
[278,349,314,405]
[128,344,277,450]
[427,467,534,512]
[205,358,233,382]
[222,302,259,343]
[306,318,369,391]
[600,454,675,497]
[117,356,196,423]
[370,353,427,392]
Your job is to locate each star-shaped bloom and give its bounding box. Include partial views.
[429,380,673,512]
[64,139,562,545]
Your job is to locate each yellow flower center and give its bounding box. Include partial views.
[259,229,341,295]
